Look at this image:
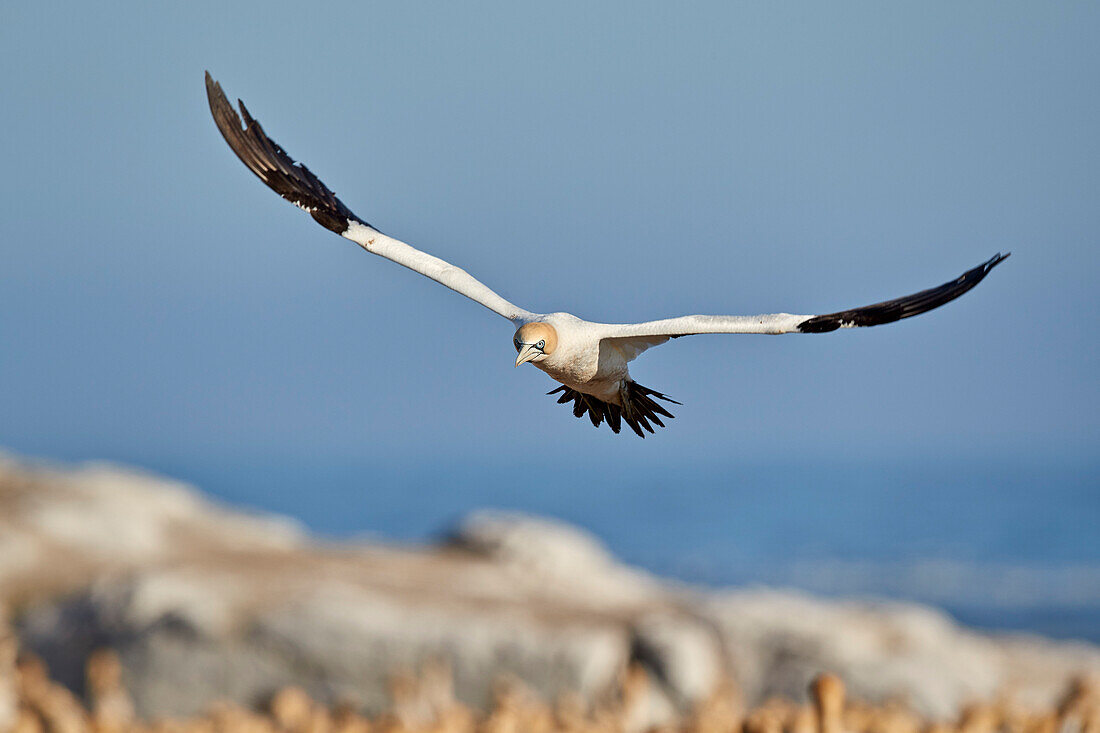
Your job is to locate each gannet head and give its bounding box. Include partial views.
[513,322,557,367]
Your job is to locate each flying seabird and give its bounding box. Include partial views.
[205,73,1009,437]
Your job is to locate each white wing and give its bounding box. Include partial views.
[601,254,1010,361]
[206,73,535,324]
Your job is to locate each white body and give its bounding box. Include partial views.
[526,313,624,402]
[514,311,807,404]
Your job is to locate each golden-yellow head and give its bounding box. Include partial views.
[513,322,557,367]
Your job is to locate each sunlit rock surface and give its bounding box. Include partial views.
[1,453,1097,719]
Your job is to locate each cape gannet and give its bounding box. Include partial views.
[205,73,1009,437]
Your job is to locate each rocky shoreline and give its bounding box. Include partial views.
[1,453,1097,721]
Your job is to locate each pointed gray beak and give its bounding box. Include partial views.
[514,343,540,367]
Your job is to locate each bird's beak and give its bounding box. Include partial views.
[514,343,540,367]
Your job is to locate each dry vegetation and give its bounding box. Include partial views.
[2,635,1099,733]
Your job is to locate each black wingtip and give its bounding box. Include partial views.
[796,252,1010,334]
[204,72,370,235]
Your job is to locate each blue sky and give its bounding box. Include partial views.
[1,3,1097,502]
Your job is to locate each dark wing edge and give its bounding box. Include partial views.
[796,252,1010,334]
[204,71,369,235]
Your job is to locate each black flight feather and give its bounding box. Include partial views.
[205,72,369,236]
[797,253,1010,333]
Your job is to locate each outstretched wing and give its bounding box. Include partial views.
[205,72,534,323]
[601,254,1009,360]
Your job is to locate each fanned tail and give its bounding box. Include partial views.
[546,381,680,438]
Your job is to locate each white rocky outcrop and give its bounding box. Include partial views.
[0,454,303,604]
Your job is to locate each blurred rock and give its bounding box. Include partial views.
[0,453,303,606]
[630,610,726,708]
[1,453,1098,720]
[704,589,1100,718]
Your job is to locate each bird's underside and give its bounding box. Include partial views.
[205,72,1010,438]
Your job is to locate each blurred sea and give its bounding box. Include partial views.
[160,455,1100,642]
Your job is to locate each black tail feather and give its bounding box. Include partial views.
[606,403,622,433]
[546,382,677,437]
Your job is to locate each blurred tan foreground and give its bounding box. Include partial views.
[2,453,1099,724]
[2,641,1099,733]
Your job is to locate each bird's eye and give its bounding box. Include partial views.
[536,340,545,349]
